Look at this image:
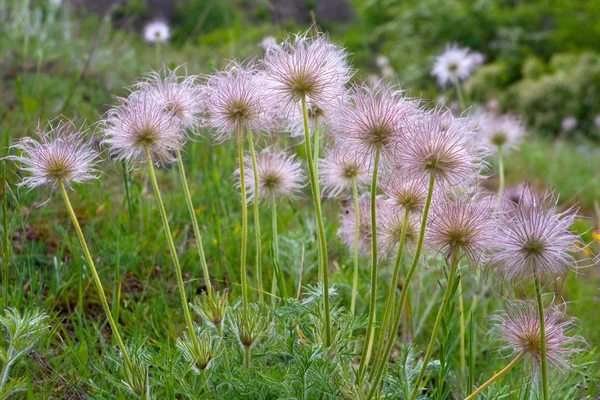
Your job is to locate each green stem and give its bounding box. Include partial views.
[176,149,212,299]
[453,75,467,111]
[464,352,525,400]
[367,174,436,398]
[350,176,360,316]
[121,161,134,220]
[408,249,460,400]
[2,152,9,310]
[359,148,381,379]
[301,95,331,347]
[496,147,505,209]
[247,131,264,305]
[313,117,323,282]
[244,345,250,369]
[271,199,287,298]
[369,207,410,380]
[58,182,133,374]
[216,324,230,372]
[236,127,249,316]
[534,268,549,400]
[145,148,199,352]
[458,276,466,377]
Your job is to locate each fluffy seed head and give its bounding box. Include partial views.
[398,110,487,187]
[319,144,372,199]
[133,66,203,131]
[377,202,420,259]
[494,300,581,374]
[235,148,305,203]
[10,119,99,190]
[204,64,272,141]
[432,44,482,87]
[426,193,495,264]
[332,82,416,158]
[379,171,430,214]
[143,20,170,43]
[100,93,184,165]
[490,186,581,280]
[476,112,526,153]
[261,31,352,118]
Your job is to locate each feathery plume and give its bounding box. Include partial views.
[432,44,482,87]
[100,93,184,165]
[133,66,203,131]
[494,300,582,374]
[143,20,170,43]
[235,148,305,203]
[379,170,431,215]
[377,202,420,258]
[10,119,99,190]
[319,144,372,198]
[491,186,581,280]
[476,112,526,154]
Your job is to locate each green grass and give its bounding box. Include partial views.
[1,1,600,398]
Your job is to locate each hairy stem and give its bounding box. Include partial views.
[408,249,460,400]
[534,268,549,400]
[358,148,382,379]
[350,176,360,316]
[247,131,264,305]
[271,199,287,298]
[176,149,212,299]
[301,95,331,347]
[367,174,435,398]
[145,148,199,352]
[458,276,466,377]
[369,207,410,379]
[465,352,524,400]
[496,147,505,209]
[453,75,467,111]
[121,161,134,220]
[58,182,134,374]
[237,128,249,316]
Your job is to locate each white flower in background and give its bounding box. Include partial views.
[432,44,483,87]
[144,20,170,43]
[375,55,390,68]
[594,115,600,128]
[477,112,526,154]
[260,36,277,49]
[49,0,62,7]
[561,116,577,132]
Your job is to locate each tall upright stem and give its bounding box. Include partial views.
[145,148,199,351]
[458,277,466,376]
[367,174,435,398]
[2,155,9,310]
[369,207,410,380]
[496,147,505,209]
[176,150,212,299]
[271,199,287,298]
[533,268,549,400]
[301,96,331,347]
[408,249,460,400]
[464,352,524,400]
[313,117,323,281]
[247,131,264,305]
[358,148,381,379]
[58,182,133,374]
[237,128,249,316]
[121,161,134,220]
[350,176,360,316]
[453,75,467,111]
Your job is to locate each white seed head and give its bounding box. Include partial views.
[143,20,170,43]
[432,44,482,87]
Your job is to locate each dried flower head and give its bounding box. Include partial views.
[235,148,305,203]
[319,144,372,199]
[332,82,416,158]
[230,304,271,349]
[143,20,170,43]
[191,291,228,330]
[101,93,184,164]
[426,193,495,264]
[432,44,481,87]
[491,187,581,280]
[10,119,99,190]
[204,63,272,141]
[262,31,352,119]
[495,300,581,373]
[377,202,420,258]
[398,110,487,187]
[477,112,526,153]
[379,171,430,214]
[133,66,203,131]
